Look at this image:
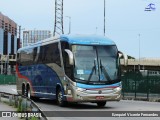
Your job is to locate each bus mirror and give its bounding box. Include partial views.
[118,51,128,66]
[65,49,74,65]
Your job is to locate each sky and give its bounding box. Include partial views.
[0,0,160,58]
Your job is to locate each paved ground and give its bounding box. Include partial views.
[0,85,17,94]
[0,102,18,120]
[0,85,18,119]
[1,85,160,120]
[35,98,160,120]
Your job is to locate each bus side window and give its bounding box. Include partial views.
[33,47,38,63]
[47,43,61,66]
[17,53,21,66]
[37,43,61,66]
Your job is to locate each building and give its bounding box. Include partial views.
[23,30,51,47]
[0,12,20,74]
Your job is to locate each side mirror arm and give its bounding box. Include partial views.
[65,49,74,65]
[118,51,128,66]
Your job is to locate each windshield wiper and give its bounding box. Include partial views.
[100,59,111,82]
[87,59,96,83]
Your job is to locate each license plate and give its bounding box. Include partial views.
[96,96,104,100]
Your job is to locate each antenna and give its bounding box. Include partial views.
[53,0,64,36]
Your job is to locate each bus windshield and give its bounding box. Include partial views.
[72,45,120,84]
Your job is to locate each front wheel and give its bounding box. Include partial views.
[97,101,106,107]
[56,88,67,107]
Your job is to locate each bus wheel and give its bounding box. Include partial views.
[22,84,25,96]
[56,88,66,107]
[97,101,106,107]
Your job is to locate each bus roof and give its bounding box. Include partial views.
[60,34,116,45]
[17,36,59,52]
[18,34,116,52]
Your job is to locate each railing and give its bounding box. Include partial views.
[120,59,160,66]
[0,92,48,120]
[122,71,160,102]
[0,55,16,62]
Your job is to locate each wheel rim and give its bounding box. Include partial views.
[58,91,63,104]
[27,89,31,98]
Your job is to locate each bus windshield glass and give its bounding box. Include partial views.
[72,45,120,84]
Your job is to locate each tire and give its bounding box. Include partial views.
[56,88,67,107]
[30,96,39,101]
[22,85,25,96]
[97,101,106,107]
[26,86,39,101]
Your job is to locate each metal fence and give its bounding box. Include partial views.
[122,70,160,101]
[0,74,16,84]
[0,70,160,101]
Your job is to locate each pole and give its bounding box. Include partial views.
[69,17,71,34]
[135,77,137,99]
[104,0,106,36]
[147,70,149,100]
[66,16,71,34]
[138,34,141,62]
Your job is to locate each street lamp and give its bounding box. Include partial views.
[17,25,25,48]
[66,16,71,34]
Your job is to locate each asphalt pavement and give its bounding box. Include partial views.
[1,85,160,120]
[0,85,17,95]
[0,102,18,120]
[0,85,18,119]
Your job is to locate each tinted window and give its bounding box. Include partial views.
[38,43,61,66]
[19,43,61,66]
[20,48,33,66]
[33,47,38,63]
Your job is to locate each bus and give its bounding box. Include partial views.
[16,34,122,107]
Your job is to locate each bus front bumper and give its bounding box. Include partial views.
[65,87,122,102]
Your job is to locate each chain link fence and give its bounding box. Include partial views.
[122,70,160,101]
[0,70,160,101]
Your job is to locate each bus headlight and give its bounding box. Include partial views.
[76,87,86,92]
[68,90,72,95]
[114,87,121,92]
